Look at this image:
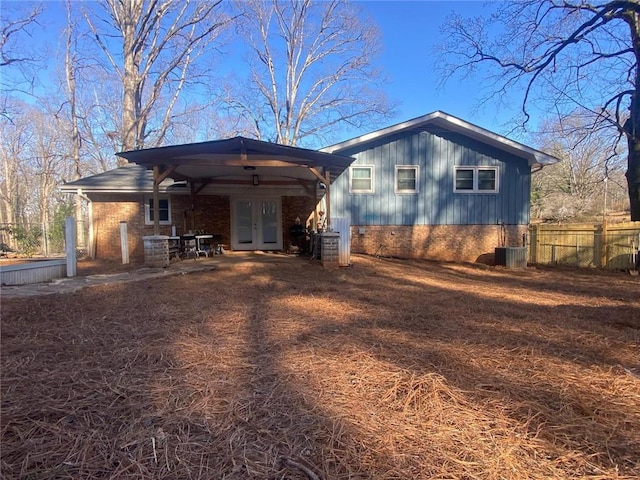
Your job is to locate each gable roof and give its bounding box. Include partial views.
[60,136,356,195]
[322,111,560,168]
[115,136,355,183]
[59,164,182,193]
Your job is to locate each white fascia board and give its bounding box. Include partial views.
[58,183,181,195]
[322,111,560,167]
[432,112,559,167]
[321,112,442,153]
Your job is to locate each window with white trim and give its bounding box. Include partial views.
[350,165,374,193]
[395,165,419,194]
[454,167,498,193]
[144,196,172,225]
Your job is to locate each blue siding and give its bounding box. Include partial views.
[331,126,531,226]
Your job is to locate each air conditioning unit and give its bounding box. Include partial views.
[495,246,527,268]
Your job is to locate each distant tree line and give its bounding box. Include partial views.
[530,114,629,223]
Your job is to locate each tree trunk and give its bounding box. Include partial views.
[626,141,640,221]
[65,3,86,248]
[624,112,640,220]
[121,29,138,157]
[625,10,640,221]
[119,0,143,158]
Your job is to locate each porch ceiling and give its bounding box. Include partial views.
[116,136,355,187]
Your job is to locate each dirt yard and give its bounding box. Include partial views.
[1,254,639,479]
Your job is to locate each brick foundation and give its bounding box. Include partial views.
[350,224,528,263]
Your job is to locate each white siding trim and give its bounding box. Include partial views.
[453,166,499,193]
[394,165,420,194]
[349,165,375,194]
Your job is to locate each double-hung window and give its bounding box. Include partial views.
[395,165,419,194]
[350,165,374,193]
[454,167,498,193]
[145,196,171,225]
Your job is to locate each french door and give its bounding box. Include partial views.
[231,197,282,251]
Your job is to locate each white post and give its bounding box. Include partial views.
[88,201,95,258]
[42,221,49,256]
[65,216,77,277]
[120,221,129,264]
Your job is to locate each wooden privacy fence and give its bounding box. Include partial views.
[529,222,640,269]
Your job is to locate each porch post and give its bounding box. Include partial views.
[190,182,197,232]
[153,165,160,235]
[88,199,95,258]
[313,182,319,230]
[307,166,331,231]
[324,169,331,231]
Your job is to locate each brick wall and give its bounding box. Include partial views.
[173,195,231,245]
[90,194,314,260]
[350,224,528,263]
[282,196,317,251]
[91,195,521,264]
[92,194,147,261]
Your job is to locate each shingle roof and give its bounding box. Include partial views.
[59,164,182,193]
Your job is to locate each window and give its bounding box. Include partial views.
[395,165,419,193]
[455,168,475,191]
[145,196,171,225]
[350,166,374,193]
[478,169,497,191]
[454,167,498,193]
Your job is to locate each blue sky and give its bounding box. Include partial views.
[354,1,524,137]
[11,1,529,141]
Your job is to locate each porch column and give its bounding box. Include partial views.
[190,182,197,232]
[308,166,331,231]
[324,169,331,231]
[153,165,160,235]
[313,182,319,230]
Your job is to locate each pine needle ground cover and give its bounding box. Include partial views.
[2,255,639,479]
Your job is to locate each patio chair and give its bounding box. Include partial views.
[211,234,224,255]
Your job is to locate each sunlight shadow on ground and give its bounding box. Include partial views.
[1,254,638,479]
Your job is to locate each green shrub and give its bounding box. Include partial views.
[10,225,43,257]
[49,204,75,252]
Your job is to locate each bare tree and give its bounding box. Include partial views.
[531,113,627,221]
[63,0,87,247]
[0,100,30,226]
[0,3,42,69]
[439,0,640,220]
[84,0,231,159]
[0,102,72,229]
[29,111,70,236]
[1,3,44,118]
[229,0,394,147]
